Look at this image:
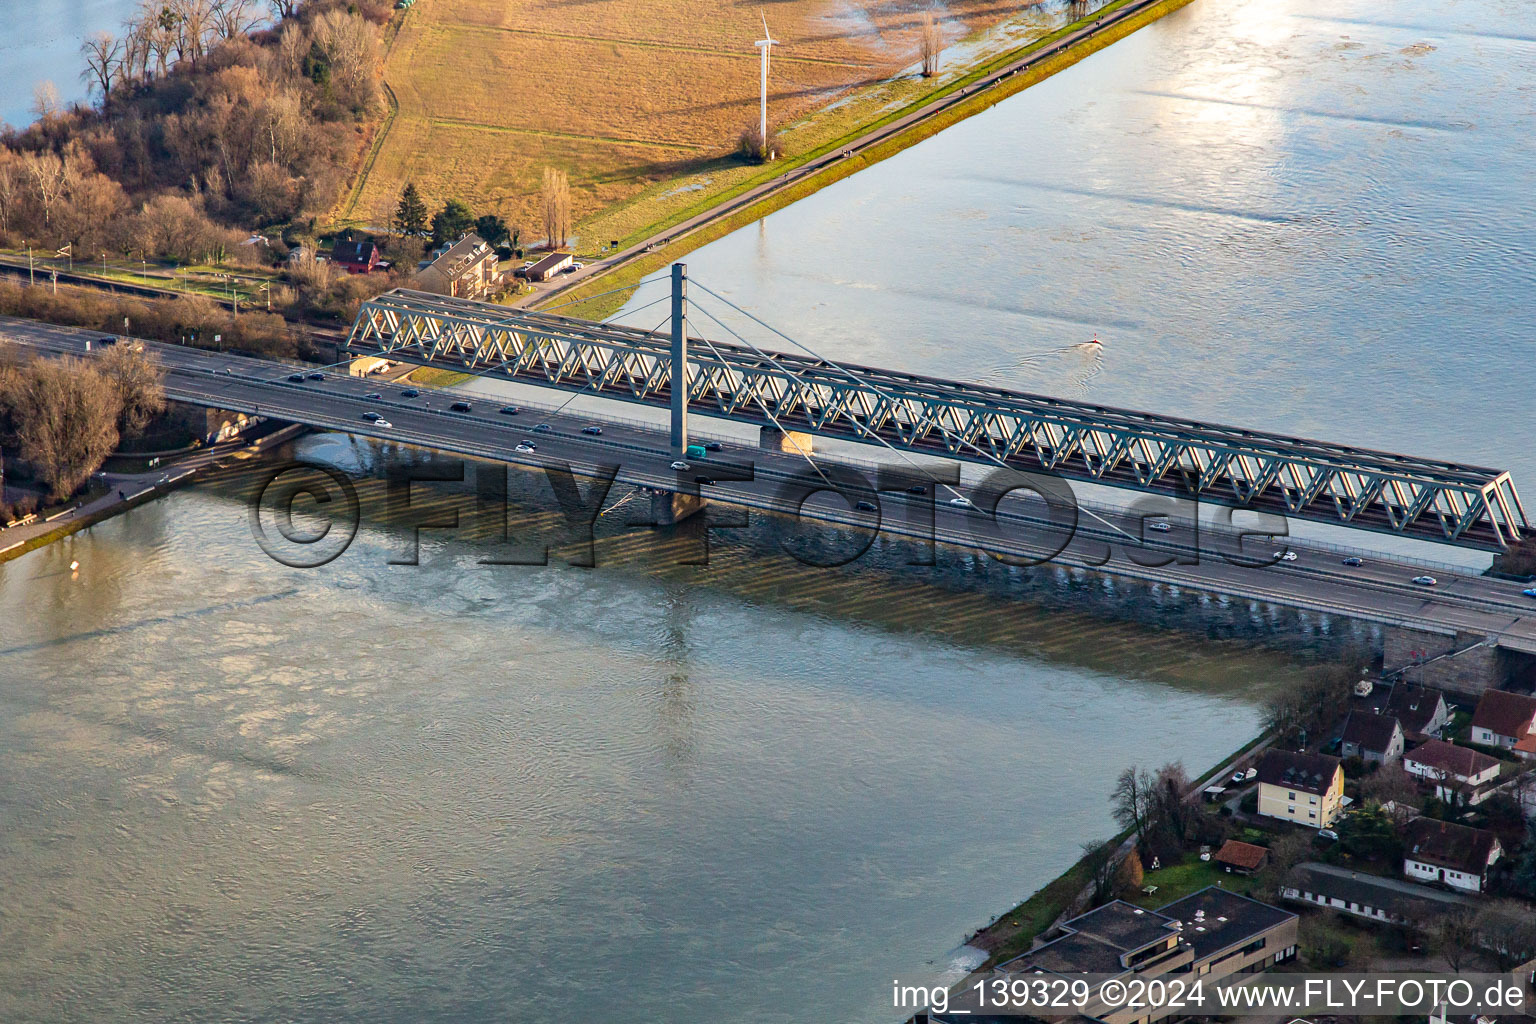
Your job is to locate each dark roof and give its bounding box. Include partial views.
[425,233,494,279]
[1384,685,1447,734]
[1470,690,1536,739]
[526,251,573,273]
[1256,749,1341,797]
[331,239,378,263]
[1156,887,1295,961]
[1008,929,1138,975]
[1214,840,1270,871]
[1284,862,1470,922]
[1065,900,1181,952]
[1341,713,1403,754]
[1404,818,1501,874]
[1001,901,1180,976]
[1404,739,1500,780]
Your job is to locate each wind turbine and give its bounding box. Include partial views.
[754,11,778,156]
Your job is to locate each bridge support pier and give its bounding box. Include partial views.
[650,489,707,526]
[1383,626,1507,696]
[759,425,814,456]
[1492,537,1536,578]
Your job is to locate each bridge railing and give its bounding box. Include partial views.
[426,388,1484,576]
[346,288,1528,551]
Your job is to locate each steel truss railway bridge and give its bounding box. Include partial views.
[346,267,1528,552]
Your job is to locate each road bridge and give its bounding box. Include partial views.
[347,279,1527,551]
[4,315,1535,691]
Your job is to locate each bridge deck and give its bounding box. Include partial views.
[348,289,1528,550]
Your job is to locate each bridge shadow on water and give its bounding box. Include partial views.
[193,440,1369,698]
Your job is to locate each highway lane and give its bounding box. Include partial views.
[4,317,1535,653]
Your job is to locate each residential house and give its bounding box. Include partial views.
[1255,749,1345,828]
[525,251,573,282]
[1281,862,1471,927]
[1383,685,1450,739]
[1403,818,1503,894]
[1213,839,1269,876]
[415,233,500,299]
[1403,739,1502,806]
[1340,713,1405,765]
[332,239,381,274]
[1470,690,1536,758]
[967,888,1297,1024]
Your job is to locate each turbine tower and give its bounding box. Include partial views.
[754,11,778,156]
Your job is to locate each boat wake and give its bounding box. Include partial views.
[982,337,1105,393]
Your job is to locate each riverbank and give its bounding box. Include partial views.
[530,0,1198,319]
[964,727,1273,968]
[0,421,305,566]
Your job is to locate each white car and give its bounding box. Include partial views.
[1147,521,1172,532]
[514,443,536,454]
[949,496,973,508]
[670,460,690,471]
[1412,575,1437,586]
[1274,550,1298,562]
[373,419,392,429]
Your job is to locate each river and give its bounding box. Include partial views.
[611,0,1536,564]
[0,0,142,128]
[3,0,1530,1021]
[0,440,1283,1023]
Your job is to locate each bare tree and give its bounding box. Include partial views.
[266,0,301,19]
[1474,901,1536,973]
[311,9,380,108]
[1432,906,1481,973]
[0,357,122,499]
[22,150,71,228]
[0,154,21,238]
[918,11,942,78]
[31,81,62,124]
[81,32,125,106]
[1360,764,1420,815]
[541,166,572,248]
[1081,839,1120,907]
[210,0,260,41]
[1111,766,1155,847]
[95,346,167,436]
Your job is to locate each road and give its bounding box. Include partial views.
[4,315,1535,656]
[525,0,1176,307]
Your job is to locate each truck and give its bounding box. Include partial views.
[685,444,706,460]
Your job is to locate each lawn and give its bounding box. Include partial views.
[338,0,1111,243]
[1127,856,1262,910]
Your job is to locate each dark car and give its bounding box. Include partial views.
[401,388,421,398]
[307,372,325,381]
[906,484,927,495]
[1342,556,1364,567]
[533,423,552,432]
[450,401,472,412]
[288,373,306,382]
[361,411,382,422]
[695,476,715,486]
[366,392,382,400]
[499,405,520,416]
[703,441,723,452]
[854,500,878,512]
[98,336,118,346]
[582,425,602,435]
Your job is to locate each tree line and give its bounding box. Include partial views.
[0,0,390,267]
[0,344,166,501]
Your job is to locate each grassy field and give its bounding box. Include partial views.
[340,0,1091,240]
